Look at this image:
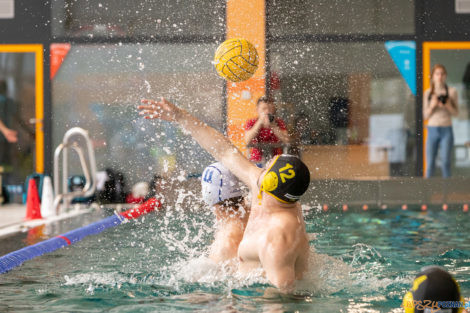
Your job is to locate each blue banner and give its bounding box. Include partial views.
[385,41,416,95]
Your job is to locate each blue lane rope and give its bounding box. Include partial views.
[0,214,123,274]
[0,198,161,274]
[61,215,123,244]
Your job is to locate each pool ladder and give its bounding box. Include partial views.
[53,127,97,214]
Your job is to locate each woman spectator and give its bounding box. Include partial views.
[423,64,459,178]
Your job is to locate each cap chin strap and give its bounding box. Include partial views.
[257,184,263,205]
[402,291,414,313]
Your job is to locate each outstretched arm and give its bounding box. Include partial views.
[139,98,262,189]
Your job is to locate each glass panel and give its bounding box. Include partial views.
[52,0,225,38]
[269,42,416,179]
[52,43,224,185]
[0,52,36,186]
[268,0,415,36]
[429,49,470,177]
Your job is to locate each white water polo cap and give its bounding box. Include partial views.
[201,162,242,206]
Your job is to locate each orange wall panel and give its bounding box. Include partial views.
[226,0,266,153]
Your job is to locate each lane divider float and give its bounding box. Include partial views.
[0,198,161,274]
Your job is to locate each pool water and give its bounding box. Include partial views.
[1,205,470,312]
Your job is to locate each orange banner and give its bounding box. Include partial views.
[50,43,71,79]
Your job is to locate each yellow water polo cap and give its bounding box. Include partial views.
[403,266,464,313]
[260,154,310,203]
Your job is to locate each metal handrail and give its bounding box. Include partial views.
[53,127,97,214]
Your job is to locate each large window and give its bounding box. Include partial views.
[52,0,225,38]
[0,52,36,184]
[267,0,417,179]
[427,47,470,177]
[268,0,415,37]
[52,44,224,185]
[269,42,416,178]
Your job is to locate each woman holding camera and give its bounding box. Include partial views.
[244,96,290,164]
[423,64,459,178]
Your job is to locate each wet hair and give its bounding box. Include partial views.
[430,64,447,96]
[215,196,244,209]
[256,96,274,106]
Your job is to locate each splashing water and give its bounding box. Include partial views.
[1,204,470,312]
[143,80,151,93]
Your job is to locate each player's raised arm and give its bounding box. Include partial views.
[138,98,262,189]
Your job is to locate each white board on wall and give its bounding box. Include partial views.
[456,0,470,13]
[0,0,14,19]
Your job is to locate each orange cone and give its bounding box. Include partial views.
[25,179,42,220]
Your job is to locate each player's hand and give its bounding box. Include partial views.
[2,128,18,143]
[138,97,180,122]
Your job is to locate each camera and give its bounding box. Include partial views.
[437,94,448,104]
[268,114,275,123]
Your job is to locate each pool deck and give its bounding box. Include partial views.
[0,203,103,239]
[0,204,26,228]
[0,203,55,239]
[0,202,138,240]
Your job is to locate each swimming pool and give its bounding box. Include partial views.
[1,205,469,312]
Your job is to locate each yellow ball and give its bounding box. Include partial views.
[214,38,259,82]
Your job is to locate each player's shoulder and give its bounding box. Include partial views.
[265,218,298,245]
[263,231,291,259]
[262,225,302,261]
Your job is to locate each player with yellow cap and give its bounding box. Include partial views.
[403,266,466,313]
[139,97,311,292]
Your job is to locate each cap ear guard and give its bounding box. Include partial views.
[257,155,281,204]
[262,171,279,192]
[402,274,427,313]
[258,154,309,204]
[403,291,415,313]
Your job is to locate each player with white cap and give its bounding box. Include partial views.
[201,162,249,263]
[139,97,311,292]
